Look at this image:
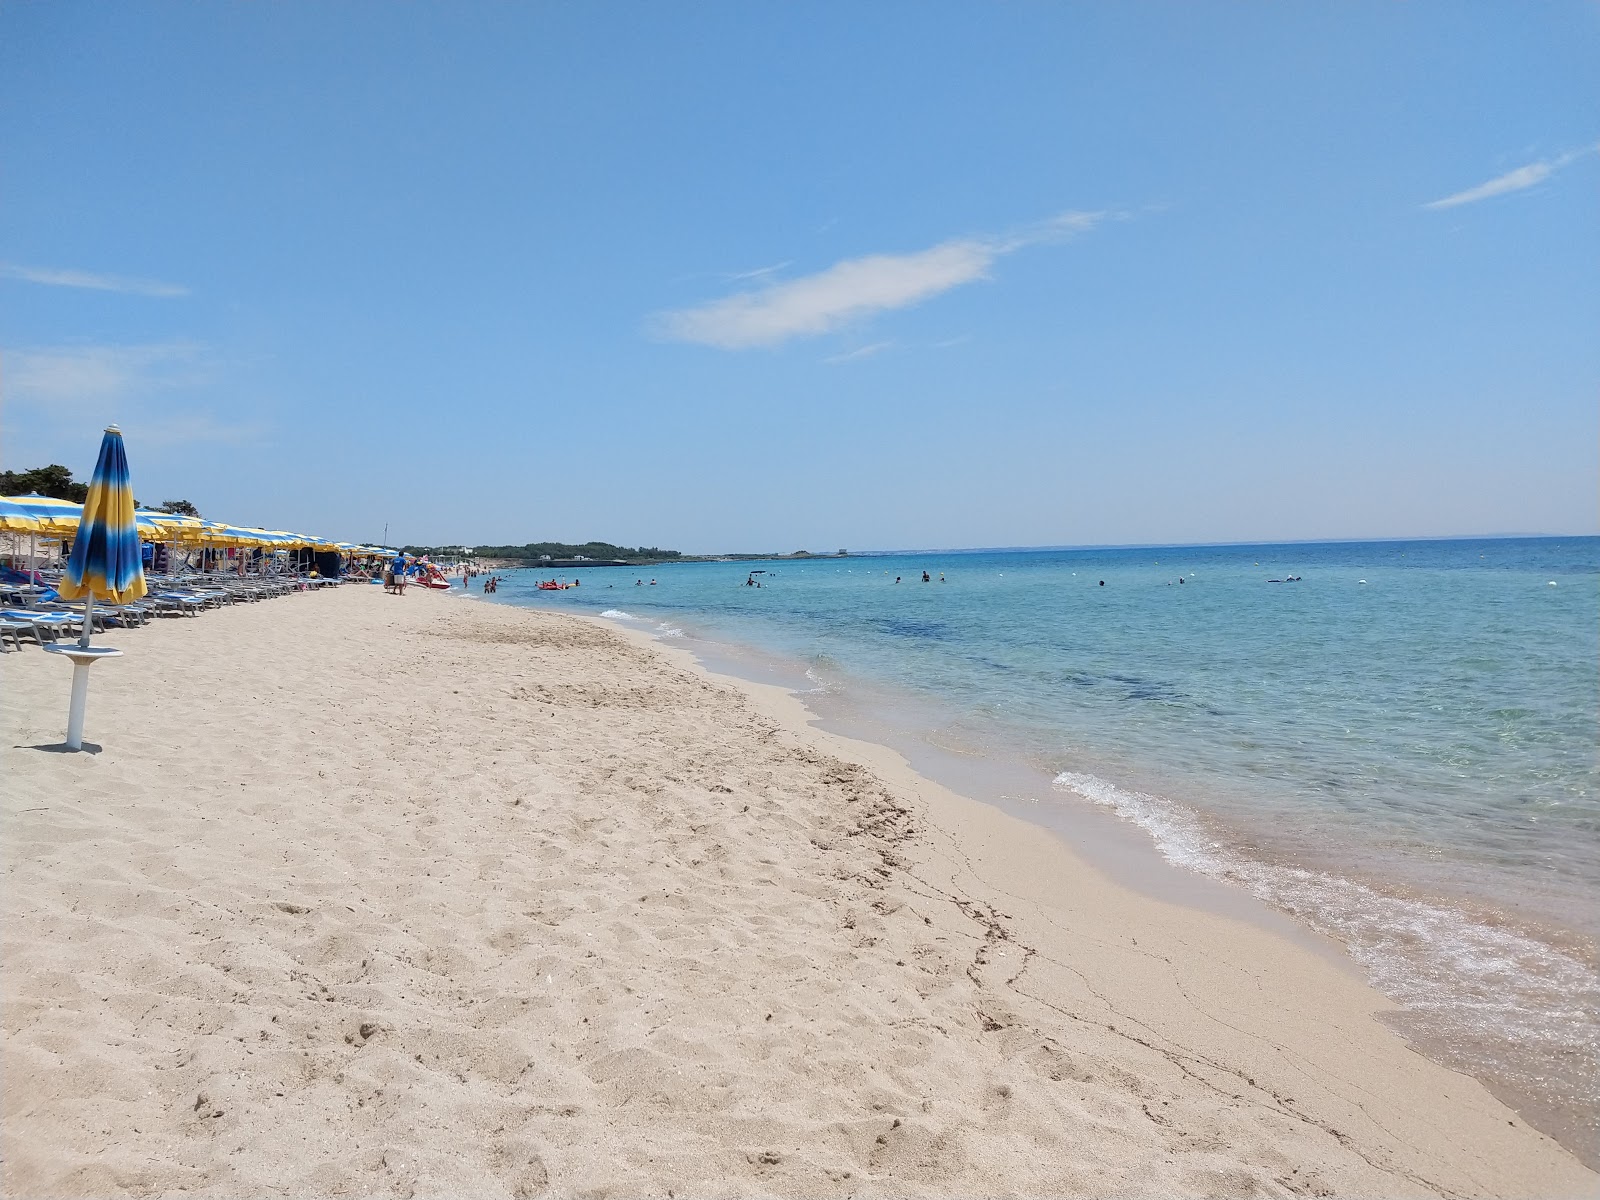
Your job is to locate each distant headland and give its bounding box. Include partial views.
[400,541,850,568]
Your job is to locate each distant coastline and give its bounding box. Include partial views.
[406,532,1596,572]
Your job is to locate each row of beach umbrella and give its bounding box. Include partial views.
[0,492,392,555]
[17,426,397,753]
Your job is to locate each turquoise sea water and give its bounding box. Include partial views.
[487,537,1599,1152]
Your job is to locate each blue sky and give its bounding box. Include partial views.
[2,3,1596,552]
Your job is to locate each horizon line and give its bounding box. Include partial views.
[849,532,1597,557]
[411,531,1598,559]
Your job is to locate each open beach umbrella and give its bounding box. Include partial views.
[0,497,49,533]
[1,497,66,582]
[51,425,145,750]
[134,509,203,576]
[2,495,84,578]
[1,493,84,532]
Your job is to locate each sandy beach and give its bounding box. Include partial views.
[2,584,1593,1198]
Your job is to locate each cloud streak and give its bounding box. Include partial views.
[653,210,1106,350]
[0,262,189,297]
[823,341,894,365]
[1,340,264,449]
[1423,144,1596,210]
[6,341,211,403]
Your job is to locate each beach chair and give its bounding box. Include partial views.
[143,595,196,617]
[0,619,33,650]
[39,603,109,633]
[152,591,208,616]
[0,611,77,642]
[101,604,152,628]
[172,588,228,609]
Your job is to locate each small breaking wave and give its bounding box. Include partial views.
[1052,770,1600,1120]
[599,609,637,620]
[655,622,685,638]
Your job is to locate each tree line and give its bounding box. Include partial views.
[405,541,683,562]
[1,463,199,515]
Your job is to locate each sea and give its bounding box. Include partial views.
[483,537,1599,1160]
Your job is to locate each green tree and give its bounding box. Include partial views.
[158,499,202,517]
[0,464,89,502]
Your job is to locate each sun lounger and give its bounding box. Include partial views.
[147,593,205,616]
[38,603,110,633]
[0,611,79,641]
[101,604,153,628]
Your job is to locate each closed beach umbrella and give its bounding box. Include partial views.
[51,425,145,750]
[58,430,145,610]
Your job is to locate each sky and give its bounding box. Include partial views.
[2,3,1596,553]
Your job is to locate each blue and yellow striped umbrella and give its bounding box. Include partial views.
[0,494,83,533]
[57,426,147,605]
[135,508,206,540]
[0,497,50,533]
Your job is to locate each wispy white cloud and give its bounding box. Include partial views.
[5,341,211,403]
[823,341,894,365]
[1423,144,1597,210]
[0,262,189,297]
[724,261,793,284]
[2,341,263,451]
[138,412,267,448]
[652,209,1108,350]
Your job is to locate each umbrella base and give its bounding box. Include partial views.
[44,644,123,751]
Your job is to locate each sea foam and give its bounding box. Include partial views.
[1052,770,1600,1113]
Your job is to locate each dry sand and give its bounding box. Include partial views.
[2,585,1593,1198]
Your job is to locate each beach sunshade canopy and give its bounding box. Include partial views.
[1,494,83,533]
[135,508,207,540]
[58,427,146,605]
[234,527,296,548]
[0,498,49,533]
[199,522,272,547]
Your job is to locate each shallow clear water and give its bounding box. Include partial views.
[487,537,1599,1154]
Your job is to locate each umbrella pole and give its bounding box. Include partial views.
[62,591,97,751]
[65,658,92,750]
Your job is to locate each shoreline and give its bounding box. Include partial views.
[3,585,1593,1195]
[574,597,1600,1165]
[554,592,1599,1182]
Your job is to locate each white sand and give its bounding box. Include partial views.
[2,585,1593,1197]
